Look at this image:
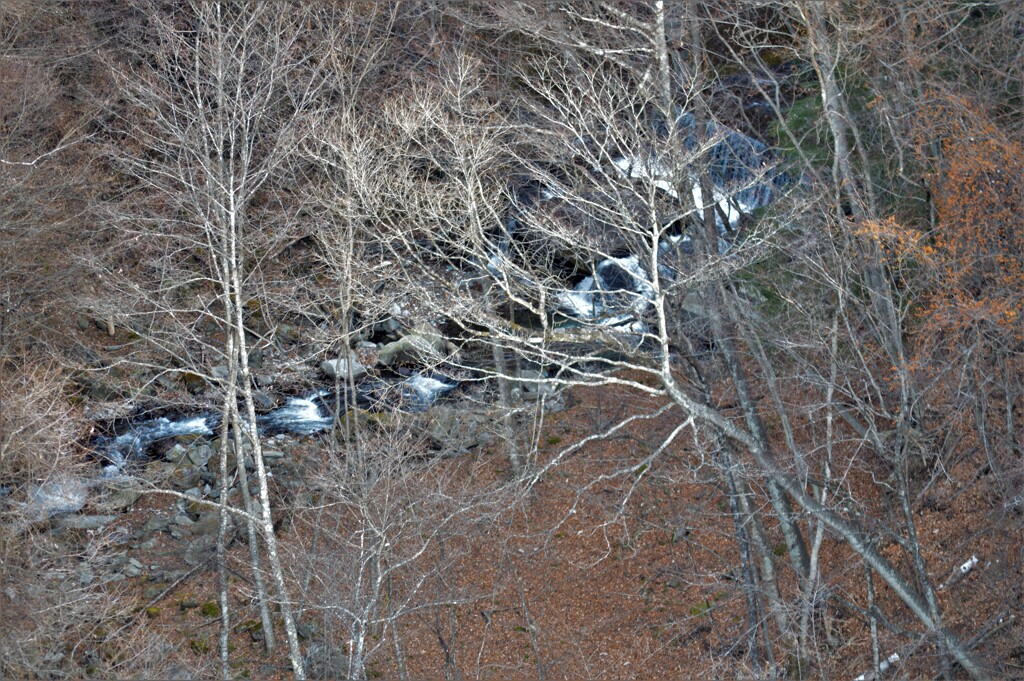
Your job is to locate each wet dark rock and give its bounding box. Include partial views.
[253,391,278,412]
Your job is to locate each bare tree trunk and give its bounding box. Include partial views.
[229,226,306,679]
[671,375,988,677]
[797,3,905,367]
[485,281,522,475]
[676,330,792,654]
[231,406,277,654]
[683,0,812,586]
[216,355,235,681]
[865,558,882,681]
[723,456,767,670]
[392,619,409,681]
[894,456,952,678]
[213,181,242,681]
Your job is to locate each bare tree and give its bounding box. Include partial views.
[94,2,336,676]
[0,0,94,356]
[293,421,506,681]
[402,1,992,676]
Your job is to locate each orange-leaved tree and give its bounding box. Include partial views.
[916,94,1023,336]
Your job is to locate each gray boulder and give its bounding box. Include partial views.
[191,511,230,537]
[184,535,216,566]
[93,479,143,513]
[26,478,90,519]
[513,369,557,402]
[146,460,202,490]
[252,391,278,411]
[423,406,495,453]
[262,449,287,466]
[377,322,454,368]
[54,515,118,531]
[123,558,144,578]
[164,443,190,463]
[187,444,214,467]
[138,515,169,538]
[319,357,368,382]
[305,643,348,680]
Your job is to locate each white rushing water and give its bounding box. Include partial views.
[259,392,333,435]
[100,415,216,475]
[403,374,458,407]
[94,372,461,477]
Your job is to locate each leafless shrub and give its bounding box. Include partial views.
[293,420,509,679]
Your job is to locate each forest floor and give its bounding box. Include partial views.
[90,374,1022,680]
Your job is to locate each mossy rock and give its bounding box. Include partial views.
[92,479,143,513]
[145,460,202,489]
[143,583,169,600]
[234,619,262,634]
[144,606,160,619]
[365,411,402,432]
[189,638,210,654]
[333,409,371,439]
[200,600,220,618]
[772,93,830,168]
[180,371,206,393]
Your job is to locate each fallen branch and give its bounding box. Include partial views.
[939,555,979,590]
[853,652,900,681]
